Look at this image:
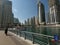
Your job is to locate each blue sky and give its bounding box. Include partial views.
[10,0,49,23]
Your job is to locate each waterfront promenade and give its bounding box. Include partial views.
[0,31,38,45]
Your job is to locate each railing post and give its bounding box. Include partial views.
[47,37,50,45]
[32,34,34,44]
[17,30,18,35]
[20,31,21,36]
[24,32,26,39]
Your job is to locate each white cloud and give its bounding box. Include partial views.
[13,8,18,13]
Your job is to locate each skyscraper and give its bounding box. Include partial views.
[0,0,14,28]
[24,20,27,25]
[14,18,19,24]
[0,0,2,27]
[37,1,45,25]
[3,1,14,27]
[48,0,60,24]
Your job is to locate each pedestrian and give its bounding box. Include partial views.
[5,26,8,36]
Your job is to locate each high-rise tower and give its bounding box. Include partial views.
[48,0,60,24]
[37,1,45,25]
[0,0,14,28]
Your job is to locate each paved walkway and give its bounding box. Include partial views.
[0,31,39,45]
[0,31,17,45]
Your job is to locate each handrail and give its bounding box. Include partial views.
[9,30,55,45]
[8,26,60,45]
[21,31,54,38]
[9,29,54,38]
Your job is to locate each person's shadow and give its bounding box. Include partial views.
[6,33,13,36]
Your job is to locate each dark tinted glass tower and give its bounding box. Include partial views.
[37,1,45,25]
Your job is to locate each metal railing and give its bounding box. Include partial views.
[9,29,54,45]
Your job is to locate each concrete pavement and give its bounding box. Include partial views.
[0,31,16,45]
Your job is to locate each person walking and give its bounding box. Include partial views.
[5,26,8,36]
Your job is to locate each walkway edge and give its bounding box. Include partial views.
[9,31,40,45]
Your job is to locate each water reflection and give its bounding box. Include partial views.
[25,26,60,36]
[10,25,60,45]
[25,26,60,39]
[24,26,60,45]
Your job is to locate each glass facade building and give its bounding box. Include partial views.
[37,1,45,25]
[48,0,60,24]
[0,0,14,28]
